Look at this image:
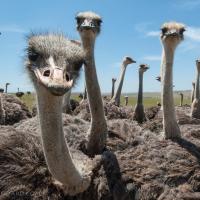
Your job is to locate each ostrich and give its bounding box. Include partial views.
[160,22,185,139]
[156,76,161,82]
[191,59,200,119]
[124,95,128,106]
[179,92,183,106]
[191,81,195,103]
[112,56,136,106]
[5,82,10,93]
[83,84,87,100]
[133,64,149,123]
[76,11,108,155]
[16,88,24,98]
[111,78,117,98]
[0,33,93,196]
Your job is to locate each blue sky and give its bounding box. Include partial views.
[0,0,200,93]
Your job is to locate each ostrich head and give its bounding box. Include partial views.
[123,56,136,66]
[196,59,200,72]
[112,78,116,83]
[76,11,102,40]
[160,22,185,49]
[156,76,161,82]
[139,64,149,73]
[26,33,84,96]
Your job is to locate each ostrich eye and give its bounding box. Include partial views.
[73,61,83,71]
[179,28,185,34]
[161,27,168,34]
[76,17,82,24]
[28,51,39,62]
[96,19,102,26]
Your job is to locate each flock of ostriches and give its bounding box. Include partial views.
[0,11,200,200]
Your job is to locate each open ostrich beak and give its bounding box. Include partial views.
[33,67,73,96]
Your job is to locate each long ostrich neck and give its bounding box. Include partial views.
[111,80,115,98]
[137,71,144,104]
[114,63,127,99]
[195,68,200,99]
[82,36,105,122]
[162,45,176,120]
[81,34,107,154]
[36,88,83,186]
[0,94,4,124]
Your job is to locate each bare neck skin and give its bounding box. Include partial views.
[161,44,181,139]
[81,35,107,155]
[113,63,128,106]
[137,71,144,104]
[36,86,89,192]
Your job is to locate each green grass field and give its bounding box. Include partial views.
[19,92,191,111]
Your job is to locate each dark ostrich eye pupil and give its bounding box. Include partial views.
[180,28,185,34]
[161,27,168,34]
[96,19,102,26]
[76,17,81,24]
[28,52,39,62]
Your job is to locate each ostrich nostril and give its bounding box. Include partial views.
[43,70,50,77]
[65,73,70,82]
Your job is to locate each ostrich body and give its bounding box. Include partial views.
[76,11,108,155]
[0,88,4,93]
[160,22,185,139]
[179,92,183,106]
[112,56,136,106]
[133,64,149,123]
[111,78,116,98]
[191,82,195,103]
[0,33,92,196]
[191,60,200,119]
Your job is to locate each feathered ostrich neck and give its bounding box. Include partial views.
[161,44,181,138]
[0,94,5,124]
[36,87,84,188]
[194,66,200,99]
[81,34,107,155]
[137,70,144,104]
[111,79,116,98]
[113,63,128,105]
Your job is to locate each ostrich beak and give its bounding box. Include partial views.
[166,29,179,36]
[33,67,73,96]
[80,19,95,29]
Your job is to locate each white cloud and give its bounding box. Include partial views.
[146,31,160,37]
[185,26,200,42]
[0,25,26,33]
[143,56,161,61]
